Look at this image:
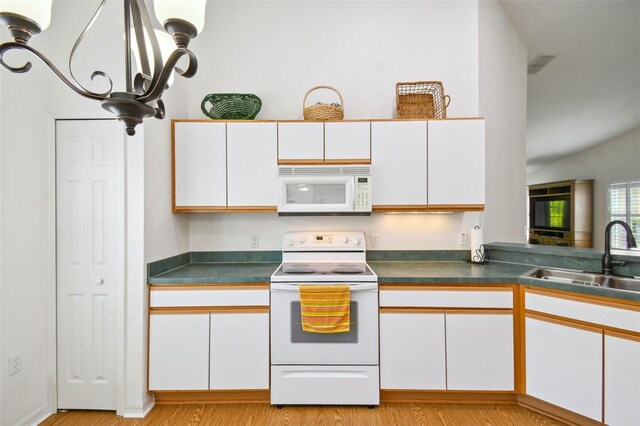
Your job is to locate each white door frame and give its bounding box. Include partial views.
[46,110,144,417]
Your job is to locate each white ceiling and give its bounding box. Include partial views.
[499,0,640,170]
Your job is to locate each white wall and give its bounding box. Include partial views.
[478,0,528,244]
[527,127,640,248]
[188,1,480,119]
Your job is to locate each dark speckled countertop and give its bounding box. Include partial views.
[147,262,281,284]
[146,246,640,302]
[368,261,531,283]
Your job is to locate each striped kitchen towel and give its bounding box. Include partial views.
[299,284,351,333]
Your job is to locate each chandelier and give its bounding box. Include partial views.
[0,0,206,135]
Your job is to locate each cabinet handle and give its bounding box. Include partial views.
[97,278,104,285]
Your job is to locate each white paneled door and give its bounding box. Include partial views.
[56,120,124,410]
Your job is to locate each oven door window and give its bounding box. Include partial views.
[290,302,358,343]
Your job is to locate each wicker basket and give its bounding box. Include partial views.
[201,93,262,120]
[303,86,344,120]
[396,81,451,119]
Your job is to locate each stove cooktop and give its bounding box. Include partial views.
[271,262,377,282]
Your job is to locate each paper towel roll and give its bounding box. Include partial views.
[470,226,485,263]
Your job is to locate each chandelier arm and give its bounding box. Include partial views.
[68,0,114,97]
[131,0,163,89]
[0,42,107,101]
[137,48,197,103]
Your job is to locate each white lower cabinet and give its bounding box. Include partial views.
[605,333,640,426]
[380,311,446,389]
[526,316,603,421]
[210,311,270,390]
[149,312,210,390]
[446,313,514,390]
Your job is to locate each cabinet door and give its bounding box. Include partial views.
[371,121,427,208]
[427,119,485,206]
[526,316,602,421]
[173,122,226,210]
[148,312,210,390]
[227,122,277,209]
[605,332,640,426]
[446,312,514,390]
[210,311,270,390]
[324,122,370,163]
[278,122,324,163]
[380,311,446,389]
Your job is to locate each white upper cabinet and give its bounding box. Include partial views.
[227,122,277,209]
[324,121,371,163]
[427,119,485,206]
[278,122,324,162]
[371,121,427,208]
[173,122,226,210]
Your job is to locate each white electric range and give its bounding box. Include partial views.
[270,232,379,407]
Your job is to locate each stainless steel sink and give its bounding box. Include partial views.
[528,268,607,287]
[525,267,640,293]
[605,277,640,292]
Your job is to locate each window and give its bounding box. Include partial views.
[608,182,640,249]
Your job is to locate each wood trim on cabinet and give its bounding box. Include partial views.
[210,306,270,314]
[525,311,604,334]
[380,307,445,314]
[150,283,269,291]
[604,329,640,342]
[172,118,484,124]
[516,394,603,426]
[380,390,516,404]
[174,206,228,213]
[372,205,427,213]
[323,159,371,165]
[153,390,270,404]
[277,159,324,165]
[225,206,277,213]
[425,204,485,212]
[444,308,513,315]
[525,309,640,339]
[514,285,526,395]
[525,286,640,312]
[379,284,514,291]
[171,120,177,213]
[149,308,211,315]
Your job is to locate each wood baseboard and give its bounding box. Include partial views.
[153,390,270,404]
[380,390,517,404]
[516,394,603,426]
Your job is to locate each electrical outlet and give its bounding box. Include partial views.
[458,233,469,246]
[250,235,259,249]
[371,233,380,248]
[8,354,22,376]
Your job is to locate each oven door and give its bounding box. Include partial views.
[277,176,355,214]
[270,283,378,365]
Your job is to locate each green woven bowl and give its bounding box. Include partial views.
[201,93,262,120]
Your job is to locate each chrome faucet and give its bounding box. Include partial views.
[602,220,638,275]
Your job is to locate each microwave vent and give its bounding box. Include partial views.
[278,165,370,176]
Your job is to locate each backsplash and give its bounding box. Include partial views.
[188,211,483,251]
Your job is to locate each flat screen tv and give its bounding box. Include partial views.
[530,195,571,231]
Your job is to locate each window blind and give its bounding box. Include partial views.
[609,182,640,249]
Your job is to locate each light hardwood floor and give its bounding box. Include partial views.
[40,403,563,425]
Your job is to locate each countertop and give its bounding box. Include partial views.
[369,261,530,284]
[147,262,281,284]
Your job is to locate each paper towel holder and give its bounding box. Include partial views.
[469,225,488,264]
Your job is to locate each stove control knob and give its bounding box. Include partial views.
[298,236,307,244]
[342,236,350,243]
[353,238,361,246]
[287,239,295,246]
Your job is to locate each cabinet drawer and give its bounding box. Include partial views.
[380,288,513,308]
[525,290,640,333]
[150,287,269,308]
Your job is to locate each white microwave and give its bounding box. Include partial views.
[277,166,372,216]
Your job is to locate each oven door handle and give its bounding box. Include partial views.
[270,283,378,292]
